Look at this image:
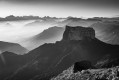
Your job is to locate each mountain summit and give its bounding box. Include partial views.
[63,26,95,41]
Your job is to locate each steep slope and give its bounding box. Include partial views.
[6,26,119,80]
[0,41,28,55]
[22,26,65,50]
[0,52,27,80]
[90,21,119,45]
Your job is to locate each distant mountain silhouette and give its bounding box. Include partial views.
[25,19,59,28]
[91,21,119,45]
[24,17,99,28]
[57,18,99,27]
[5,26,119,80]
[22,26,65,50]
[66,18,100,27]
[0,15,40,21]
[35,27,64,40]
[0,41,28,55]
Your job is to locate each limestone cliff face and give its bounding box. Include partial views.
[62,26,95,41]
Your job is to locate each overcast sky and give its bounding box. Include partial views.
[0,0,119,18]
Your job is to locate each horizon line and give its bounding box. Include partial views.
[0,15,118,19]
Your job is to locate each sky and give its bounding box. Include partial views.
[0,0,119,18]
[0,0,119,50]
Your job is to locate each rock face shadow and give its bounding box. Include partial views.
[73,60,95,73]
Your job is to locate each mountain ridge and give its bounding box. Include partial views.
[0,41,28,55]
[4,26,119,80]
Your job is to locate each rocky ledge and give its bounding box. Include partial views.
[51,65,119,80]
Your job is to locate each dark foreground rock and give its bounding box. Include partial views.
[73,61,95,73]
[51,66,119,80]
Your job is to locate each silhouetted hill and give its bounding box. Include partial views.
[0,41,28,55]
[24,18,59,28]
[67,18,100,27]
[5,26,119,80]
[90,21,119,45]
[35,27,64,40]
[23,26,65,50]
[0,15,40,21]
[0,51,27,80]
[0,51,27,68]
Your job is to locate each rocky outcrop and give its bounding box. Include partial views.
[51,66,119,80]
[73,61,95,73]
[62,26,95,41]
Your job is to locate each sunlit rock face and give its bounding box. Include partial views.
[63,26,95,41]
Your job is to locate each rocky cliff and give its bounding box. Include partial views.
[63,26,95,41]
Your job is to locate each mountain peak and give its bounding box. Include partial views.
[62,26,95,41]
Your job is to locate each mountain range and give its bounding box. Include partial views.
[22,26,65,50]
[0,15,40,21]
[0,26,119,80]
[1,17,119,51]
[0,17,119,80]
[21,17,119,50]
[91,21,119,45]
